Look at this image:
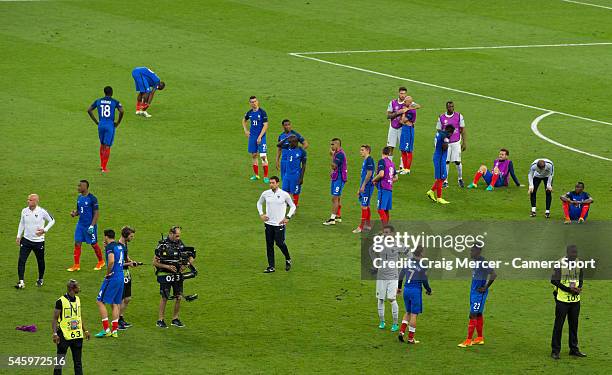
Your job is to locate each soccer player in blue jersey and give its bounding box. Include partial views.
[397,247,431,344]
[281,135,307,207]
[427,124,455,204]
[68,180,104,272]
[458,245,497,347]
[561,182,593,224]
[87,86,124,173]
[323,138,347,225]
[276,119,308,173]
[131,66,165,117]
[353,145,375,233]
[95,229,125,338]
[242,96,269,182]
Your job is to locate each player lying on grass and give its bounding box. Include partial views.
[467,148,521,191]
[458,245,496,348]
[280,135,307,207]
[398,246,431,345]
[560,182,593,224]
[131,67,165,118]
[242,96,269,183]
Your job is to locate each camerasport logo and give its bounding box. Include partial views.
[371,231,487,253]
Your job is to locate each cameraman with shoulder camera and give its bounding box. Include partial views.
[153,226,196,328]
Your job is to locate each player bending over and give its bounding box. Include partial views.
[242,96,269,183]
[561,182,593,224]
[458,245,496,347]
[87,86,124,173]
[467,148,521,191]
[398,246,431,344]
[281,135,307,207]
[369,225,403,332]
[323,138,347,225]
[427,125,455,204]
[372,147,397,225]
[353,145,375,233]
[95,229,125,338]
[131,66,165,118]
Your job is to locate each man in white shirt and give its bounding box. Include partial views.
[16,194,55,288]
[528,158,554,218]
[257,176,296,273]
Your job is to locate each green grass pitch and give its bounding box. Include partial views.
[1,0,611,373]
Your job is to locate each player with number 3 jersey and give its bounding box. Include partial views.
[87,86,124,173]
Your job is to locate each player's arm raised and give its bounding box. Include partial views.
[87,104,98,125]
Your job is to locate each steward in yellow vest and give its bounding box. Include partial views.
[550,245,586,360]
[52,280,90,375]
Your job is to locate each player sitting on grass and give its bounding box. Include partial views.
[560,182,593,224]
[467,148,521,191]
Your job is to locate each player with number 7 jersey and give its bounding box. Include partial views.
[87,86,124,173]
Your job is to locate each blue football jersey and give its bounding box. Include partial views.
[471,256,492,291]
[285,147,306,176]
[244,108,268,138]
[403,261,430,290]
[565,191,590,202]
[77,194,98,226]
[360,156,375,186]
[91,96,122,126]
[134,66,160,86]
[433,130,450,156]
[105,242,124,280]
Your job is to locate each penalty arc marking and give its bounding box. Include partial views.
[531,112,611,161]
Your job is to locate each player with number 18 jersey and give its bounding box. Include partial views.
[87,86,124,173]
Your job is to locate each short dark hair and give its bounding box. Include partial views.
[104,86,113,96]
[382,146,392,155]
[446,101,454,106]
[499,148,509,156]
[413,246,424,257]
[170,226,182,234]
[158,81,166,90]
[104,229,115,239]
[444,124,455,133]
[331,137,341,145]
[249,95,257,100]
[383,224,395,232]
[121,226,135,238]
[576,181,585,188]
[361,144,371,152]
[269,176,280,183]
[79,179,89,188]
[281,119,291,125]
[399,87,407,92]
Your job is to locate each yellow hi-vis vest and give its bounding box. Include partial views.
[58,295,84,340]
[555,257,581,303]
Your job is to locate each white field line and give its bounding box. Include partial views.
[290,42,612,55]
[531,112,612,161]
[561,0,612,10]
[289,53,612,127]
